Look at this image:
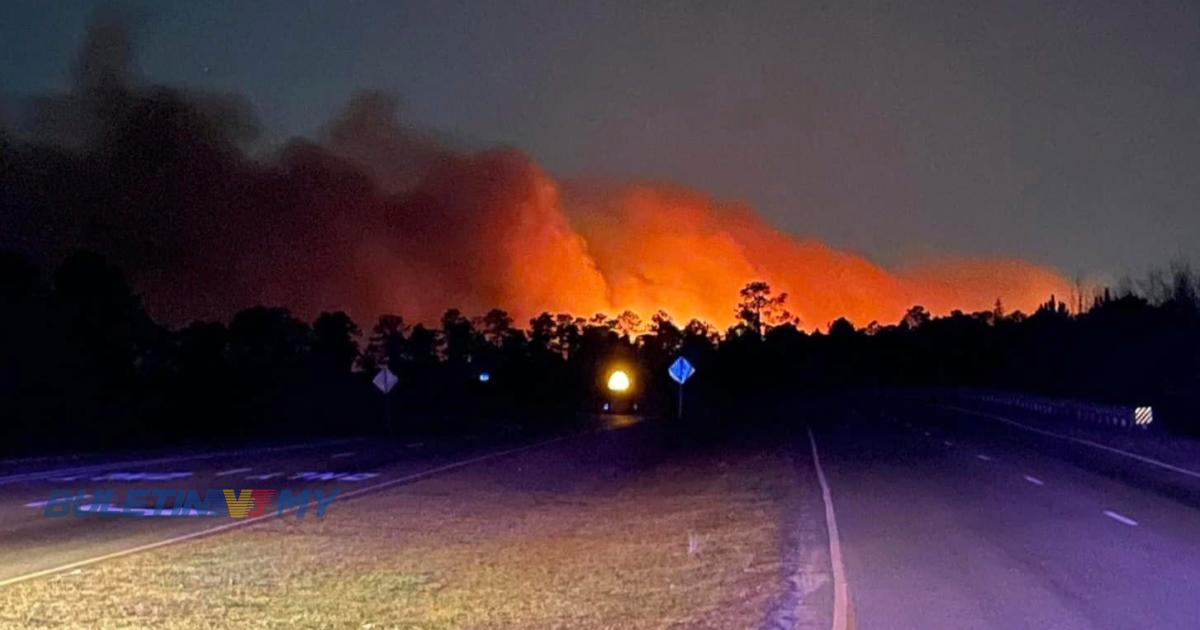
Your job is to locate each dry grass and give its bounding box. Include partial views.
[0,444,799,629]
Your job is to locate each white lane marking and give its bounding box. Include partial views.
[245,472,282,480]
[74,504,218,517]
[806,427,849,630]
[941,405,1200,481]
[331,452,356,459]
[976,454,992,462]
[90,472,193,482]
[288,472,380,482]
[0,439,358,487]
[339,473,379,482]
[0,434,573,588]
[943,440,955,447]
[25,494,91,508]
[405,442,424,449]
[1103,510,1139,526]
[216,468,253,477]
[1024,475,1045,486]
[923,431,932,437]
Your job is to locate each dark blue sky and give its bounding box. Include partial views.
[3,0,1198,280]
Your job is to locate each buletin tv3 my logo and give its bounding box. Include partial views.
[223,488,278,518]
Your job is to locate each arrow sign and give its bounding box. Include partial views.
[373,367,398,393]
[668,357,695,385]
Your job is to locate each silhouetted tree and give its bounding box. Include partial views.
[736,281,796,336]
[901,305,931,330]
[441,309,474,366]
[311,311,361,374]
[478,308,514,346]
[364,314,406,370]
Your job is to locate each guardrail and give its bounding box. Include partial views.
[952,389,1152,430]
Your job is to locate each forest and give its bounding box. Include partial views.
[3,249,1199,457]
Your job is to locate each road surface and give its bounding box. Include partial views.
[6,397,1200,629]
[0,431,548,585]
[811,397,1200,629]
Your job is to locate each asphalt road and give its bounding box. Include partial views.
[812,398,1200,630]
[0,431,548,584]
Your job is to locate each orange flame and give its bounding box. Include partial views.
[344,149,1068,329]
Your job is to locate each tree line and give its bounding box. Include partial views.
[3,250,1200,456]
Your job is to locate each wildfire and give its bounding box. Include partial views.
[348,148,1068,329]
[7,75,1070,329]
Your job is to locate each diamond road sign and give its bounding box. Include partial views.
[668,357,695,385]
[373,367,398,393]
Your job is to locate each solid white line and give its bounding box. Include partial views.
[1023,475,1045,486]
[806,426,849,630]
[215,468,253,477]
[1103,510,1138,526]
[941,405,1200,480]
[0,434,571,589]
[976,454,992,462]
[331,452,355,459]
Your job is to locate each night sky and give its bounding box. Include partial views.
[3,0,1198,287]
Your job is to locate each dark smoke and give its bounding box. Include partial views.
[1,19,1068,329]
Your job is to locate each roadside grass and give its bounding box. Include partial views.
[0,443,801,629]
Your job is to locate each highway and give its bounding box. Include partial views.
[0,432,553,585]
[5,398,1200,629]
[811,398,1200,629]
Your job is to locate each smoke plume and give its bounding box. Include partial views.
[0,20,1069,329]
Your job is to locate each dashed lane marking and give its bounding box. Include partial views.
[216,468,253,477]
[0,439,358,487]
[25,494,91,508]
[1103,510,1138,526]
[245,472,283,480]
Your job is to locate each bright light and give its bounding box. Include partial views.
[478,371,491,383]
[607,369,631,393]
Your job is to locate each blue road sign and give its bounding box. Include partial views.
[668,357,696,384]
